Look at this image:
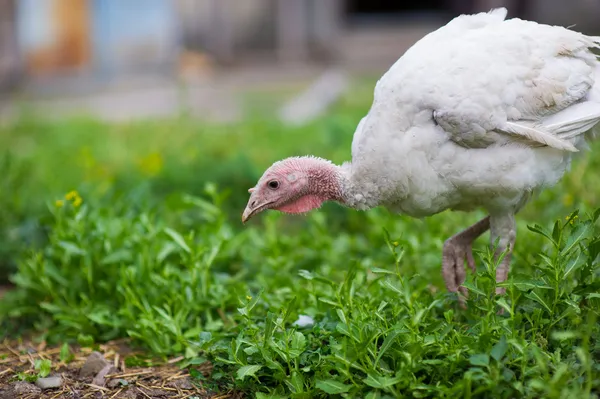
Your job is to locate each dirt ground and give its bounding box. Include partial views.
[0,339,239,399]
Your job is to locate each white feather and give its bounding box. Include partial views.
[342,8,600,218]
[499,122,579,152]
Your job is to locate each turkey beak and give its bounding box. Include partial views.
[242,187,258,224]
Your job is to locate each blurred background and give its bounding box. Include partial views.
[1,0,599,122]
[0,0,599,287]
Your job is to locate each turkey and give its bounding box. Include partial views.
[242,8,600,304]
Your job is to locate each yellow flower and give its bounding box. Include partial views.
[64,190,83,207]
[65,190,79,201]
[55,200,64,208]
[246,296,252,301]
[566,214,579,225]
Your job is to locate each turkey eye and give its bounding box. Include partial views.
[268,180,279,189]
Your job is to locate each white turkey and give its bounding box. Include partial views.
[242,8,600,304]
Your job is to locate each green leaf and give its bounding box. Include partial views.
[34,358,52,378]
[364,374,402,389]
[101,249,132,265]
[383,280,403,296]
[263,312,276,345]
[552,220,561,245]
[77,334,94,347]
[469,354,490,367]
[298,270,313,280]
[58,241,86,256]
[156,242,177,263]
[507,279,552,291]
[203,242,221,268]
[238,289,263,317]
[336,323,352,339]
[299,270,335,286]
[527,224,557,246]
[496,298,512,315]
[375,327,406,366]
[282,297,297,323]
[370,267,395,275]
[550,331,580,341]
[199,331,212,343]
[461,281,486,296]
[525,291,552,314]
[574,281,600,296]
[422,359,445,365]
[490,336,508,361]
[236,365,262,381]
[561,222,591,255]
[59,343,73,363]
[256,393,287,399]
[317,297,340,307]
[164,227,191,254]
[315,379,352,394]
[564,299,581,313]
[287,370,305,393]
[575,347,591,368]
[564,254,584,279]
[289,331,306,358]
[587,237,600,261]
[593,208,600,222]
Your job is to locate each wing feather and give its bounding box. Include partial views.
[499,122,579,152]
[377,10,600,153]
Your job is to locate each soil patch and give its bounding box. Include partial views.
[0,339,239,398]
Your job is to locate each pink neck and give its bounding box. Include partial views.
[306,162,344,203]
[274,157,346,215]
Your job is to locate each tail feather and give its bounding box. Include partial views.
[545,102,600,139]
[501,121,579,152]
[555,61,600,144]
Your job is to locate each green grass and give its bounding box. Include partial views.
[1,80,600,397]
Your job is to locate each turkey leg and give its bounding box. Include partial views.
[489,213,516,295]
[442,216,490,304]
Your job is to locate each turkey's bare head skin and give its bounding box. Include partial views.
[242,156,346,223]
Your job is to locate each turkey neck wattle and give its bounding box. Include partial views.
[275,159,348,214]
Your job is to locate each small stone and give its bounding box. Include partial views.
[106,378,126,389]
[293,314,315,327]
[13,381,42,395]
[92,364,117,387]
[80,351,110,377]
[122,387,138,399]
[35,375,63,389]
[170,377,194,390]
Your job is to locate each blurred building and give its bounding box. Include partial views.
[0,0,19,92]
[14,0,178,78]
[0,0,599,94]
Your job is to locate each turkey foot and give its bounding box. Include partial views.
[493,249,513,315]
[494,246,514,296]
[490,213,517,314]
[442,217,490,307]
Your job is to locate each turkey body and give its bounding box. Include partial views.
[242,8,600,306]
[345,8,600,219]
